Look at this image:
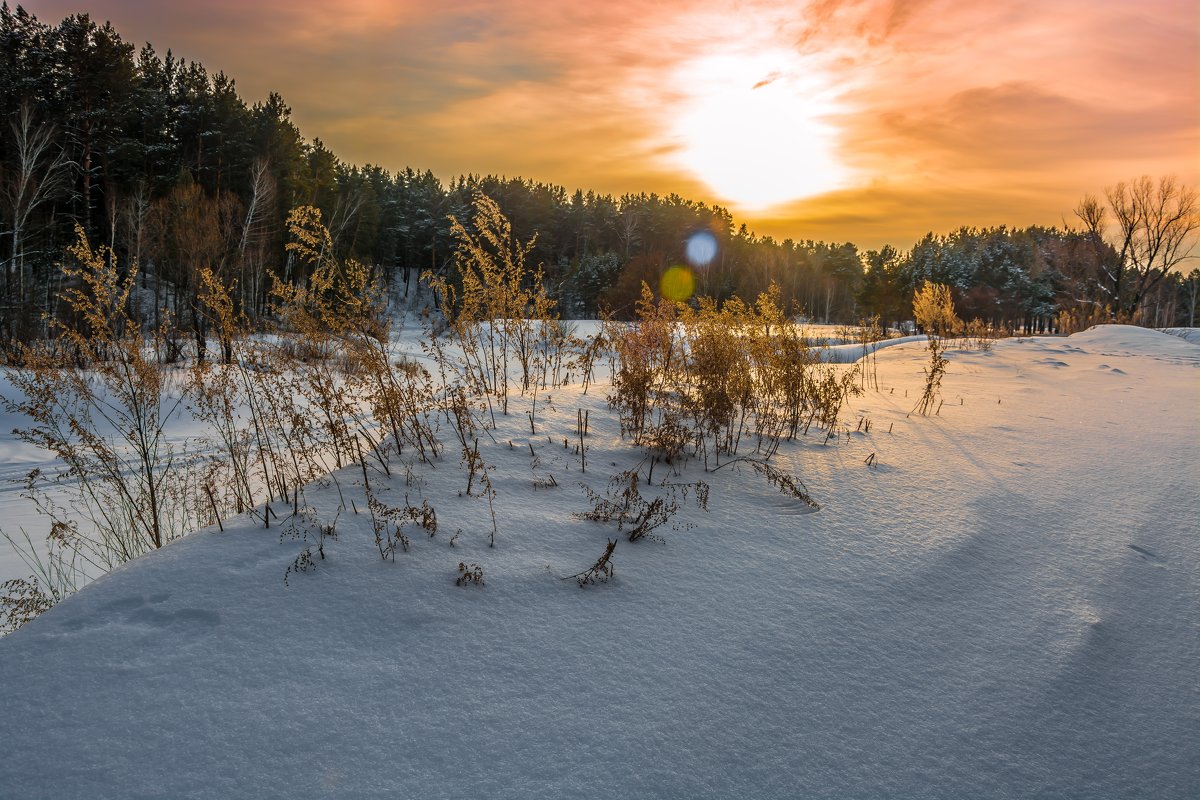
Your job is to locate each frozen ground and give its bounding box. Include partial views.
[0,325,1197,798]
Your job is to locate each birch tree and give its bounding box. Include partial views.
[2,103,70,305]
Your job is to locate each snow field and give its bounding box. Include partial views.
[0,325,1197,798]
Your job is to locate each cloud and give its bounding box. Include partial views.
[849,82,1191,175]
[19,0,1200,250]
[744,181,1067,248]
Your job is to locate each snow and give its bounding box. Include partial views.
[1,324,1198,798]
[821,333,926,363]
[1159,327,1200,346]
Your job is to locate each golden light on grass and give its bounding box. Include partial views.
[668,49,849,211]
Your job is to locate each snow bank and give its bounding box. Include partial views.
[821,334,926,363]
[1,324,1197,799]
[1071,324,1200,358]
[1158,327,1200,346]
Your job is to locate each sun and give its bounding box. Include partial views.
[669,51,849,211]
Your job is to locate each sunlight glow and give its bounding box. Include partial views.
[669,50,849,211]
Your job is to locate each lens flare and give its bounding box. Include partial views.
[660,265,695,302]
[685,231,718,267]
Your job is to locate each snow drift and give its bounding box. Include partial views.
[0,325,1197,799]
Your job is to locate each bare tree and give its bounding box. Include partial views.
[120,179,153,280]
[237,156,277,316]
[2,103,72,304]
[618,207,641,259]
[327,188,366,256]
[1077,176,1199,319]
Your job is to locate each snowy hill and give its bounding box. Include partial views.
[1,325,1197,799]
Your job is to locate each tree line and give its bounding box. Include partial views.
[0,4,1196,356]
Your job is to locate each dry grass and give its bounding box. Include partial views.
[1,196,879,628]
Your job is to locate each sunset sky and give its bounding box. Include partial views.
[23,0,1200,249]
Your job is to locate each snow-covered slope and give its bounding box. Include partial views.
[1,325,1197,799]
[1160,327,1200,345]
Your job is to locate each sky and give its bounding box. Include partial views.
[22,0,1200,249]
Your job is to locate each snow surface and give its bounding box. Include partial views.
[1160,327,1200,346]
[1,324,1198,798]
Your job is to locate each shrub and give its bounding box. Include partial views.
[422,190,559,411]
[565,539,617,587]
[575,468,708,542]
[455,562,485,587]
[912,282,961,340]
[0,577,54,633]
[2,228,201,596]
[912,337,949,416]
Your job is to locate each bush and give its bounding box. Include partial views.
[912,282,961,340]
